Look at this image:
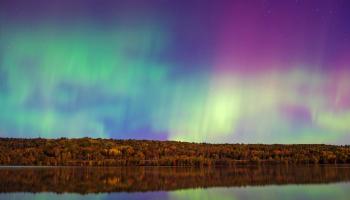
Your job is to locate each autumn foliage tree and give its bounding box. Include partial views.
[0,138,350,166]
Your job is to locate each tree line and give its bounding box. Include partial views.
[0,137,350,166]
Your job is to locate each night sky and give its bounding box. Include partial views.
[1,0,350,144]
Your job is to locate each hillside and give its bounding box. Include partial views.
[0,138,349,166]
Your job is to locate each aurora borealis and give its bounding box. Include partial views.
[0,0,350,144]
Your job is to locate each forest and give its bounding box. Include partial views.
[0,138,350,166]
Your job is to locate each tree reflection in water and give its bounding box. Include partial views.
[0,165,350,194]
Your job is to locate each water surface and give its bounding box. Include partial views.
[0,165,349,200]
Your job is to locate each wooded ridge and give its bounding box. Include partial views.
[1,138,349,166]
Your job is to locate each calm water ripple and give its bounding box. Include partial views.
[0,165,349,200]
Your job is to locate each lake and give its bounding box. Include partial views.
[0,165,349,200]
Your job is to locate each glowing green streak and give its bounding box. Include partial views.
[0,24,169,138]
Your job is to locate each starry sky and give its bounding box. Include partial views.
[0,0,350,144]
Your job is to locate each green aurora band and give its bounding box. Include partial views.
[1,0,350,144]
